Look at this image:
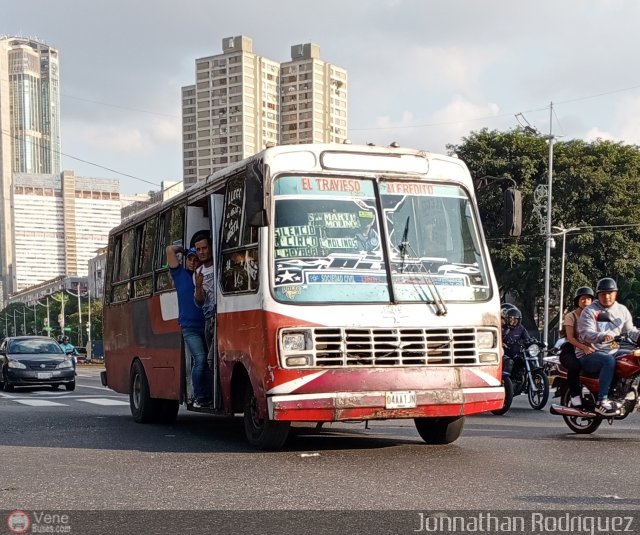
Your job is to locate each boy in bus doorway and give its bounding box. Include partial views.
[166,244,212,408]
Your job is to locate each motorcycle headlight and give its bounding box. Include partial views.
[527,344,540,358]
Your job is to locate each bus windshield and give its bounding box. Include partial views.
[273,175,490,304]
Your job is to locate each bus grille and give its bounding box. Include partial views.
[308,327,480,367]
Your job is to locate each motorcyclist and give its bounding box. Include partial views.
[561,286,595,408]
[59,335,78,365]
[577,278,640,416]
[502,306,530,358]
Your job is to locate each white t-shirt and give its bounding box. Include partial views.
[194,264,216,319]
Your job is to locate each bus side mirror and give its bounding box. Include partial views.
[504,187,522,237]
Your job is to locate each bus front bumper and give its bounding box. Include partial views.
[267,386,504,422]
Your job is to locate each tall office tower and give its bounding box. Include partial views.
[280,43,347,146]
[12,171,121,292]
[0,36,61,301]
[182,36,347,186]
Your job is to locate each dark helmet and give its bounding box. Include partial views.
[573,286,595,307]
[505,306,522,327]
[595,277,618,294]
[62,335,69,343]
[500,303,517,321]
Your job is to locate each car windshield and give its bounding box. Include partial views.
[8,339,64,354]
[272,175,490,304]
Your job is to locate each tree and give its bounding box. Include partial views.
[448,129,640,330]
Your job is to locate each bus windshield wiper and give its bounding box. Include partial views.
[399,216,410,274]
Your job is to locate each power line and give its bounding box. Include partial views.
[61,93,180,119]
[1,129,161,187]
[350,82,640,132]
[486,223,640,243]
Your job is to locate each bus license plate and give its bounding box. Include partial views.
[37,372,52,379]
[385,391,416,409]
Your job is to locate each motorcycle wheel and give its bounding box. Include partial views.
[527,369,550,410]
[491,376,514,415]
[560,388,602,434]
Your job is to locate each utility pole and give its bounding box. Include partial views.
[542,102,555,347]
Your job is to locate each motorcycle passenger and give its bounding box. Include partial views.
[578,278,640,416]
[561,286,595,408]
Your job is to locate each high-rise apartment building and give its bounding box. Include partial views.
[12,171,120,292]
[182,36,347,186]
[0,36,61,301]
[280,43,347,146]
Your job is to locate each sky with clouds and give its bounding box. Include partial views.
[3,0,640,193]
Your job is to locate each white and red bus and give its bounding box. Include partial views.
[101,143,504,449]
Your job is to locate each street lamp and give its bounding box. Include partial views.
[66,284,85,347]
[541,104,557,347]
[23,304,37,334]
[16,307,27,335]
[35,297,51,336]
[552,225,580,332]
[518,105,556,345]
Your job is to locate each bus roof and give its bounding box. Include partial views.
[112,143,472,234]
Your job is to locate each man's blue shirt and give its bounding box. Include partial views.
[170,265,205,329]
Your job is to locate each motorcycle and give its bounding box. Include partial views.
[492,339,549,414]
[549,335,640,434]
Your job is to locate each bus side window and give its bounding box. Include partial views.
[155,204,185,292]
[110,229,134,303]
[132,217,157,298]
[220,173,259,294]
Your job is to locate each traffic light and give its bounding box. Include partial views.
[504,187,522,237]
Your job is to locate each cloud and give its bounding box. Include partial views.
[354,97,502,152]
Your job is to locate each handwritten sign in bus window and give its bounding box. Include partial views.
[221,248,259,293]
[222,176,245,249]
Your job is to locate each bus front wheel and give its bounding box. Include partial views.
[414,416,465,444]
[243,384,290,450]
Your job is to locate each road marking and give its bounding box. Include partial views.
[77,398,129,406]
[14,399,68,407]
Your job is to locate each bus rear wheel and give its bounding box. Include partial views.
[243,384,290,450]
[414,416,465,444]
[130,360,178,424]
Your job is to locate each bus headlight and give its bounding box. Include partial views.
[476,331,496,349]
[282,331,310,351]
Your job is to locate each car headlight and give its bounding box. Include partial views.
[527,344,540,358]
[8,360,26,369]
[282,331,310,352]
[477,331,496,349]
[57,359,74,369]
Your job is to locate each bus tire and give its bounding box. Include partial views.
[155,399,179,424]
[414,416,465,444]
[130,359,160,423]
[243,383,290,450]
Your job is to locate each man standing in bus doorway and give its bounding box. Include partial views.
[193,230,217,406]
[166,244,212,408]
